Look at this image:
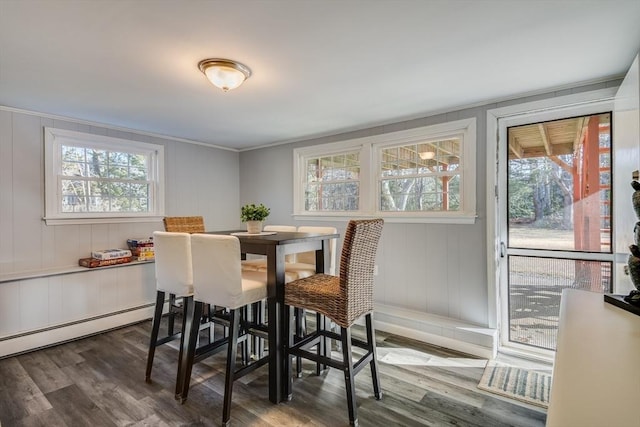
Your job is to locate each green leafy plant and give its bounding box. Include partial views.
[240,203,270,222]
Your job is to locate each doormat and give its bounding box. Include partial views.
[477,361,552,409]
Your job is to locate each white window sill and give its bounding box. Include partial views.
[292,213,477,224]
[43,216,165,226]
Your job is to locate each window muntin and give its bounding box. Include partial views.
[60,145,152,213]
[45,128,164,223]
[305,152,360,211]
[293,118,476,222]
[379,137,462,212]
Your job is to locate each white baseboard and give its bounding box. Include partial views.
[0,301,497,361]
[373,303,497,359]
[0,305,154,358]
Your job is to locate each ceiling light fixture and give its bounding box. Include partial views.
[198,58,251,92]
[419,151,436,160]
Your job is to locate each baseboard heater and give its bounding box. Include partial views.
[0,303,155,359]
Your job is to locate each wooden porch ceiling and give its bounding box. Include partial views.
[508,113,611,159]
[380,138,461,170]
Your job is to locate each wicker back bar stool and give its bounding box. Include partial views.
[283,218,384,426]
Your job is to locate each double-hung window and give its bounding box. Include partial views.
[294,118,476,223]
[44,127,165,224]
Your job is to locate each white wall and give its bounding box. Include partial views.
[0,108,241,355]
[240,80,622,356]
[0,77,627,357]
[614,54,640,294]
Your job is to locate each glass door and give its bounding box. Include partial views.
[501,112,613,355]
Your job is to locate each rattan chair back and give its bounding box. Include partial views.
[163,216,205,233]
[338,218,384,326]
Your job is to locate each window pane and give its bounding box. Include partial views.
[62,161,86,176]
[304,151,360,211]
[108,152,128,166]
[507,113,612,252]
[58,143,153,214]
[129,166,147,180]
[379,137,462,212]
[62,146,85,162]
[87,196,108,212]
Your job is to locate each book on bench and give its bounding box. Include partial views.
[79,256,133,268]
[91,248,132,260]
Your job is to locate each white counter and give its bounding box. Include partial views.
[546,289,640,427]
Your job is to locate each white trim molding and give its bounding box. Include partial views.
[293,118,477,223]
[485,87,618,351]
[44,127,165,225]
[373,303,497,359]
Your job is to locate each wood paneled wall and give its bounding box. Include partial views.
[0,78,623,357]
[0,108,241,352]
[240,80,622,356]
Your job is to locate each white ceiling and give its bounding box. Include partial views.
[1,1,639,151]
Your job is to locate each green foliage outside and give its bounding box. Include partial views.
[508,156,573,228]
[60,145,150,213]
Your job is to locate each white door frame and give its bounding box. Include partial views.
[486,88,617,359]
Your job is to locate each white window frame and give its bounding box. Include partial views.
[293,118,476,223]
[44,127,165,225]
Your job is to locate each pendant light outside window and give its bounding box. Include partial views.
[198,58,251,92]
[419,151,435,160]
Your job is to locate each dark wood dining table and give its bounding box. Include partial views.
[206,229,339,403]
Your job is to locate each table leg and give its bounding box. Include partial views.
[266,245,286,404]
[267,295,281,403]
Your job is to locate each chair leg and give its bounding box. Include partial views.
[174,296,193,398]
[283,305,294,401]
[145,290,165,383]
[365,313,382,400]
[251,302,263,359]
[294,308,303,377]
[340,326,358,426]
[222,308,241,426]
[177,300,203,403]
[333,320,342,352]
[167,293,176,335]
[315,312,323,375]
[200,303,211,344]
[240,306,249,365]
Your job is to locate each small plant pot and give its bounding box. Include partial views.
[246,221,263,234]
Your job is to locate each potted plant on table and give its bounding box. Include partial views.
[240,203,270,234]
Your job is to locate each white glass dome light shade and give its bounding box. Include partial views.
[419,151,435,160]
[198,59,251,92]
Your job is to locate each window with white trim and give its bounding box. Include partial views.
[293,118,476,223]
[44,127,165,224]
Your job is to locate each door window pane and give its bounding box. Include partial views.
[507,113,612,253]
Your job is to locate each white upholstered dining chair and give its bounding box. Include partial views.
[177,234,269,426]
[145,231,193,397]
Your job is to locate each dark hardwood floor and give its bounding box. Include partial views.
[0,319,547,426]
